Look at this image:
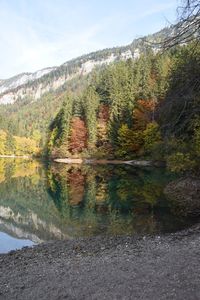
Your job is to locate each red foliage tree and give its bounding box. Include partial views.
[98,104,110,122]
[69,117,88,154]
[133,99,156,130]
[68,168,85,205]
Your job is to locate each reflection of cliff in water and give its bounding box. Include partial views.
[0,218,43,244]
[0,206,70,242]
[0,159,72,242]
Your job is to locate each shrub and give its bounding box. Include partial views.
[166,152,195,173]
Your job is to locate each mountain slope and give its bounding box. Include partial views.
[0,25,175,105]
[0,67,56,94]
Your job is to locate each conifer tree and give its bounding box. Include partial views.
[83,86,100,148]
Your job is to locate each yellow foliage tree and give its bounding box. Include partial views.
[14,136,39,155]
[0,130,7,155]
[117,124,143,157]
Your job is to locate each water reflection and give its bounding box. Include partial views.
[0,158,197,252]
[0,232,34,253]
[47,164,188,237]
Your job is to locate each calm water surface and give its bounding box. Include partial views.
[0,158,197,253]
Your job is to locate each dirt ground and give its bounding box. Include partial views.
[1,226,200,300]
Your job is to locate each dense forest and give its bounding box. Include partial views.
[47,43,200,173]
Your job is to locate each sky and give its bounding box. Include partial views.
[0,0,179,79]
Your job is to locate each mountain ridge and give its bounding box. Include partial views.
[0,24,174,105]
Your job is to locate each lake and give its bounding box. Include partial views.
[0,158,196,253]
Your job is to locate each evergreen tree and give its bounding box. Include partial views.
[5,132,16,155]
[83,86,100,148]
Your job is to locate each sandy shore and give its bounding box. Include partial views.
[1,225,200,300]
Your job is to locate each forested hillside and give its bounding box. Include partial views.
[0,74,90,145]
[48,43,200,173]
[0,21,188,140]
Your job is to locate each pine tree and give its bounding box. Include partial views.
[5,132,16,155]
[83,86,100,148]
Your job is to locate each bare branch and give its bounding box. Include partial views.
[163,0,200,49]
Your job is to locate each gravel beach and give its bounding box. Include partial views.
[1,225,200,300]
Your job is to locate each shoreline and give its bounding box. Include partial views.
[54,158,164,167]
[1,225,200,299]
[0,155,30,158]
[0,156,165,167]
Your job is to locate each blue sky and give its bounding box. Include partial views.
[0,0,179,78]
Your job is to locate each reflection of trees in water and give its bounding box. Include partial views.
[47,165,112,214]
[47,170,70,218]
[0,160,196,238]
[0,160,5,183]
[68,169,85,206]
[47,164,190,235]
[47,164,168,215]
[0,158,40,183]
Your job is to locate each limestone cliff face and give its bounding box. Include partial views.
[0,54,127,104]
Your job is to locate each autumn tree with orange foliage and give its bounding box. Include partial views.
[69,117,88,155]
[133,99,156,130]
